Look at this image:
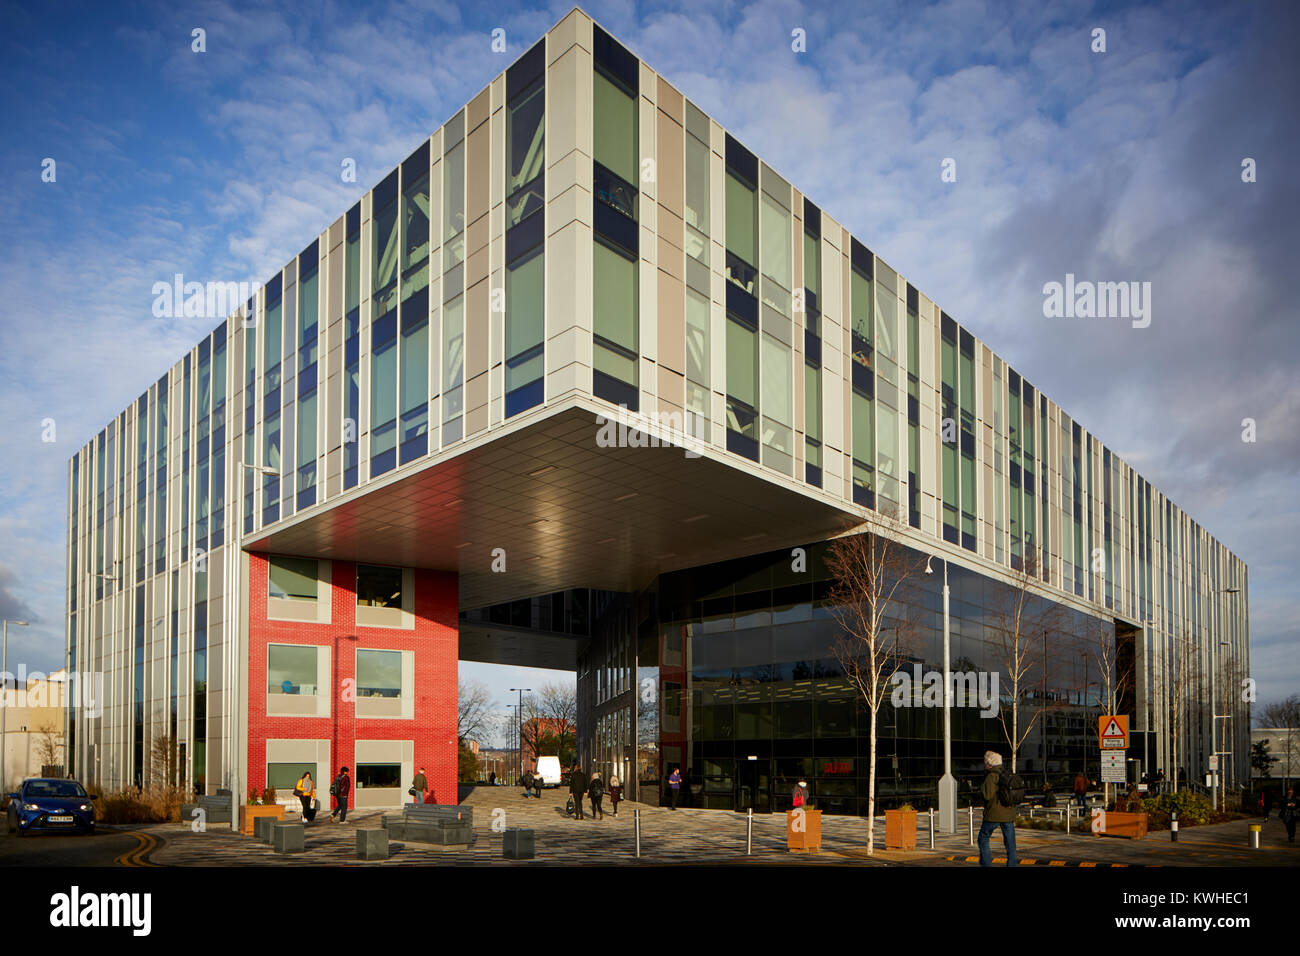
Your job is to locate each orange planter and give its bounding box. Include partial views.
[787,809,822,851]
[885,809,917,849]
[239,804,285,835]
[1095,811,1148,839]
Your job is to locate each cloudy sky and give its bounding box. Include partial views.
[0,0,1294,737]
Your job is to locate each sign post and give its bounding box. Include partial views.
[1099,716,1129,803]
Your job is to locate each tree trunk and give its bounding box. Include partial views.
[867,700,878,855]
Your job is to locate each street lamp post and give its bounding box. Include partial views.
[925,555,955,833]
[229,461,279,832]
[1,620,31,795]
[510,687,531,781]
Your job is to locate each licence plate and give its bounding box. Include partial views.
[47,815,74,823]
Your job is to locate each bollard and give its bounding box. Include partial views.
[1250,824,1261,849]
[968,806,975,846]
[634,808,641,859]
[746,808,753,856]
[928,808,935,850]
[1066,805,1071,835]
[1170,811,1178,842]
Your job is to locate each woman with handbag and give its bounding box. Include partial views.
[294,771,317,824]
[609,775,623,816]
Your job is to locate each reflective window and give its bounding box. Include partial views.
[268,556,317,601]
[356,649,402,698]
[357,564,402,608]
[355,764,401,789]
[267,644,318,694]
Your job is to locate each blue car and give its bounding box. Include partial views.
[6,778,97,836]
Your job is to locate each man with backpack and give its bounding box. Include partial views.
[329,766,351,823]
[978,751,1020,867]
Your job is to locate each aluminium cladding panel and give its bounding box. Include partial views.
[325,214,345,500]
[545,23,594,402]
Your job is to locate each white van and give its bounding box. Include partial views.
[534,756,563,788]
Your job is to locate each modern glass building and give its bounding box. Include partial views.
[66,8,1248,813]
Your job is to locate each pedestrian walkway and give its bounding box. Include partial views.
[141,789,1300,867]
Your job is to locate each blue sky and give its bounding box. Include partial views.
[1,0,1295,743]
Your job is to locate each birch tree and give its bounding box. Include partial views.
[826,507,926,855]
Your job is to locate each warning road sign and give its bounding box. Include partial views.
[1099,715,1128,749]
[1100,752,1126,783]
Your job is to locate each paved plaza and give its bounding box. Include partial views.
[130,786,1300,867]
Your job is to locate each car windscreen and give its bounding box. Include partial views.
[24,781,87,799]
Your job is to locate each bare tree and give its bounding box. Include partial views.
[149,733,179,790]
[35,722,63,770]
[518,683,577,769]
[989,551,1063,773]
[457,678,495,744]
[1261,696,1300,789]
[826,507,926,856]
[1165,628,1198,794]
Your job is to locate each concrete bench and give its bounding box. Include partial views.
[357,829,389,860]
[272,821,305,854]
[254,815,277,844]
[403,804,472,826]
[381,805,473,846]
[181,796,233,825]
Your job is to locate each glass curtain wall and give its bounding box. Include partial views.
[505,40,546,417]
[592,25,640,411]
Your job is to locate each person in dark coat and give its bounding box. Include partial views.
[520,769,535,797]
[1280,788,1299,843]
[588,771,605,820]
[569,763,589,819]
[411,767,428,805]
[978,751,1017,867]
[609,775,623,816]
[329,767,351,823]
[667,767,682,810]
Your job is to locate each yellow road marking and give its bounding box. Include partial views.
[113,831,160,867]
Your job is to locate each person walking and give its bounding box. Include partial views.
[411,767,427,805]
[520,768,534,797]
[668,767,682,810]
[570,763,589,819]
[1072,770,1088,810]
[1281,787,1299,843]
[588,770,605,820]
[609,775,623,816]
[532,769,543,799]
[978,751,1018,867]
[329,766,351,823]
[294,771,317,825]
[489,770,496,787]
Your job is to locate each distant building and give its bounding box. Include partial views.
[1,668,69,791]
[521,717,574,770]
[1251,728,1300,782]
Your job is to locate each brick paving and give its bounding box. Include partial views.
[140,787,1300,867]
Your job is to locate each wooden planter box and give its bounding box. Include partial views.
[786,808,822,852]
[239,804,285,836]
[885,809,918,850]
[1095,811,1148,839]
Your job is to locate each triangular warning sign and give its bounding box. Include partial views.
[1102,718,1125,738]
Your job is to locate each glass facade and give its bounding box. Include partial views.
[66,11,1250,800]
[585,540,1148,814]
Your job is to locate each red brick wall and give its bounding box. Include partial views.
[246,555,459,805]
